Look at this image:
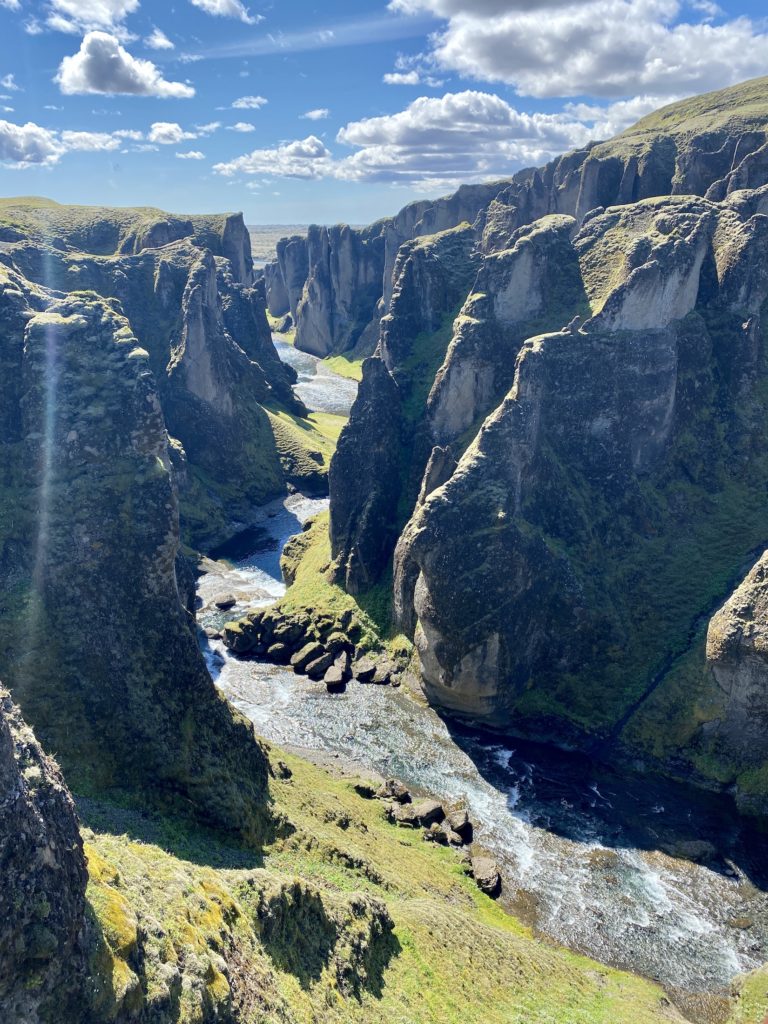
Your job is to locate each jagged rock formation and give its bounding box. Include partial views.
[267,76,768,360]
[0,198,326,549]
[326,77,768,809]
[0,688,88,1023]
[0,259,272,842]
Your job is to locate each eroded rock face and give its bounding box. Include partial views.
[327,91,768,800]
[0,277,272,843]
[707,552,768,761]
[2,204,304,547]
[330,225,478,593]
[0,688,88,1024]
[267,76,768,361]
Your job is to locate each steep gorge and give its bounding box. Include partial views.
[315,77,768,814]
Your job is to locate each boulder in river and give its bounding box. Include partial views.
[214,593,237,610]
[291,642,325,673]
[353,657,377,683]
[446,807,473,841]
[411,799,445,827]
[307,651,335,680]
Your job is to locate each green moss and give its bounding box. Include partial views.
[323,355,363,381]
[81,744,686,1024]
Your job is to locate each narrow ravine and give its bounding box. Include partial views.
[197,340,768,1017]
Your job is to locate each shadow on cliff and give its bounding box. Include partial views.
[439,714,768,891]
[76,795,272,870]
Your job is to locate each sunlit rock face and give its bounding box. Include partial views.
[0,687,88,1023]
[0,210,274,840]
[325,77,768,808]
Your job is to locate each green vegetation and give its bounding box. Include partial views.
[323,355,363,381]
[80,745,688,1024]
[276,512,397,656]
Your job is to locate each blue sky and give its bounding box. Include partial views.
[1,0,768,223]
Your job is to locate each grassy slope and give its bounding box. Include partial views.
[592,75,768,159]
[82,745,689,1024]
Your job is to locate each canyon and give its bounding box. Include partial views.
[4,75,768,1023]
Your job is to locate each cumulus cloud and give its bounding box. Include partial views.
[176,149,205,159]
[214,134,334,179]
[227,121,256,131]
[189,0,263,25]
[388,0,768,100]
[335,90,599,186]
[232,94,267,109]
[0,120,62,166]
[56,32,195,97]
[1,74,20,91]
[0,0,21,10]
[145,27,174,50]
[148,121,197,144]
[60,129,121,150]
[196,121,221,134]
[300,108,330,120]
[46,0,139,37]
[383,71,420,85]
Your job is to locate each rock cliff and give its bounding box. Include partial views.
[267,75,768,361]
[0,688,88,1024]
[0,199,327,549]
[326,76,768,809]
[0,250,272,842]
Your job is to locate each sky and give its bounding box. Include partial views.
[1,0,768,224]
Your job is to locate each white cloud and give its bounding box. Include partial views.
[1,74,20,91]
[113,128,143,139]
[176,149,205,159]
[148,121,197,144]
[383,71,420,85]
[387,0,768,100]
[60,129,121,151]
[195,120,221,134]
[24,17,44,34]
[46,0,139,37]
[334,90,597,186]
[189,0,263,25]
[214,134,334,179]
[1,106,14,113]
[227,121,256,131]
[0,0,21,9]
[44,103,63,110]
[232,94,267,109]
[145,27,174,50]
[56,32,195,98]
[0,120,62,167]
[300,107,330,120]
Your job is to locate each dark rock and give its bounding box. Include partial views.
[0,688,88,1021]
[306,651,335,680]
[214,593,237,609]
[266,643,291,665]
[376,779,411,803]
[411,799,444,827]
[353,657,377,683]
[424,822,448,844]
[446,807,473,841]
[290,642,324,674]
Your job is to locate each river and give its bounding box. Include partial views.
[197,338,768,1020]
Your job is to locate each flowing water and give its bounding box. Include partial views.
[197,339,768,1014]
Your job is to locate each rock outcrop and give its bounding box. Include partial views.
[325,76,768,808]
[0,688,88,1024]
[0,261,272,842]
[0,199,323,549]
